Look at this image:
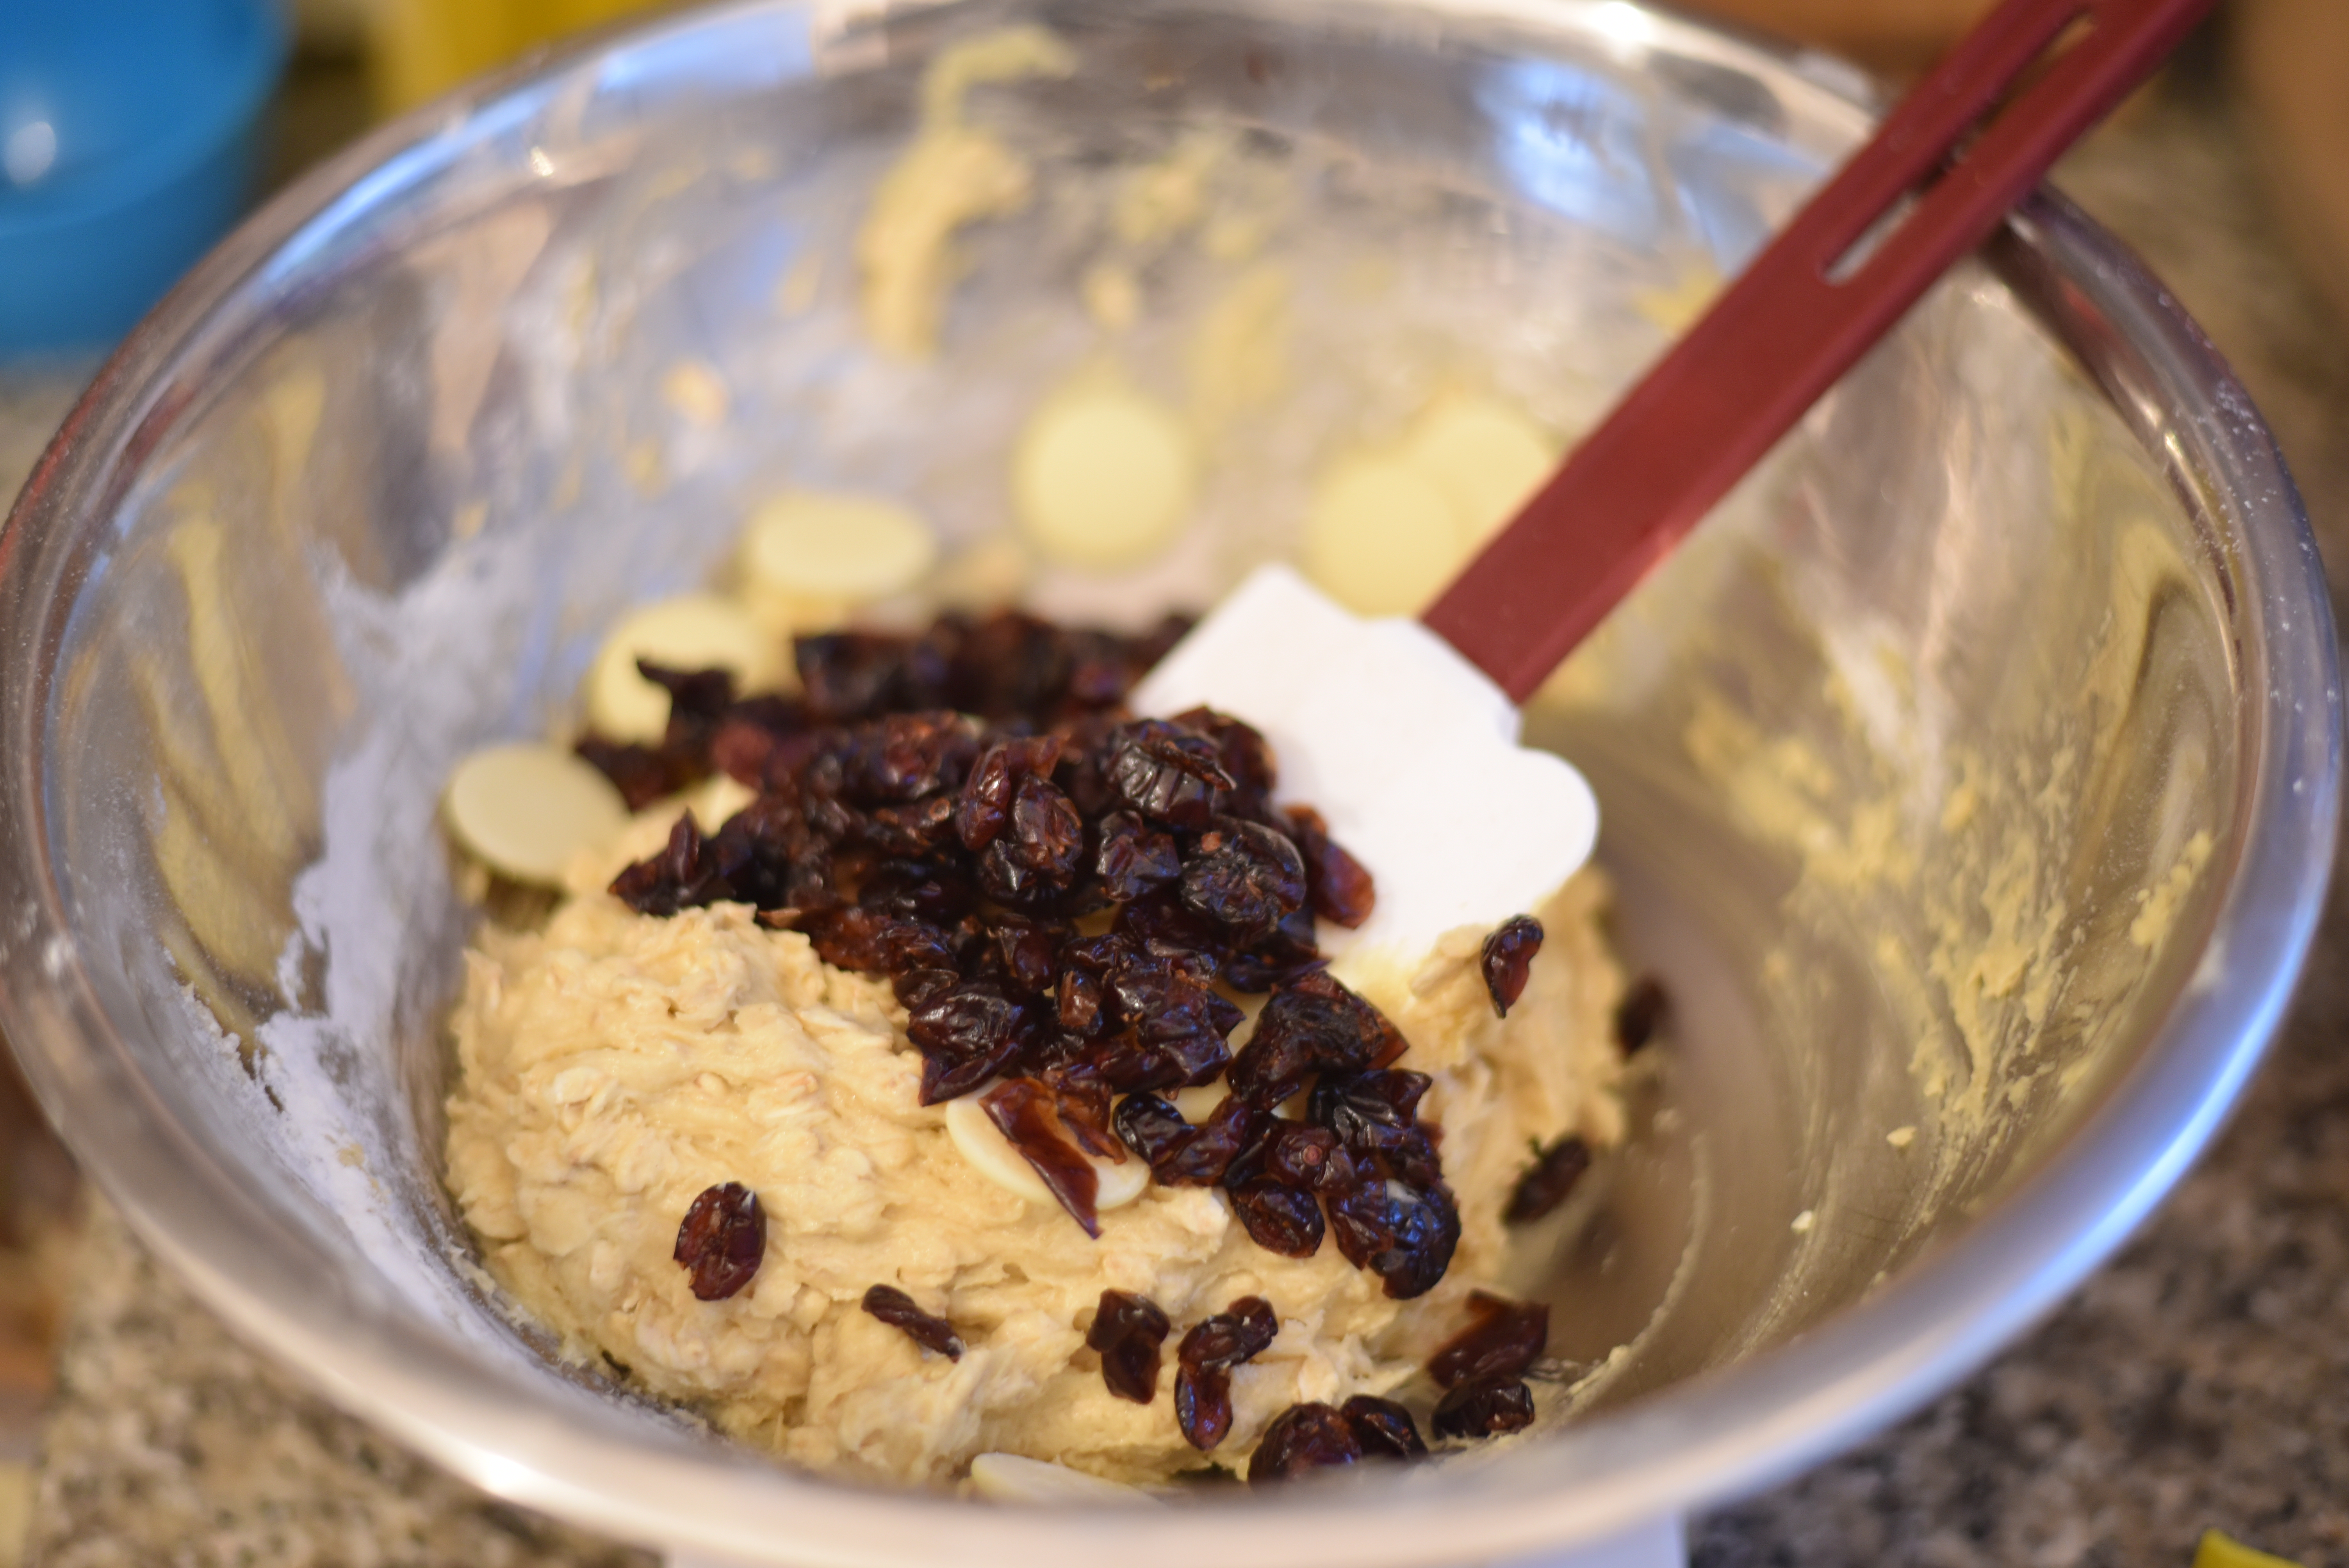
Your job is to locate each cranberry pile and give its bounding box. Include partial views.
[1068,1282,1554,1481]
[590,610,1462,1298]
[1249,1288,1551,1483]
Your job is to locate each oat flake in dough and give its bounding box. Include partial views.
[445,807,1626,1488]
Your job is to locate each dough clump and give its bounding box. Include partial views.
[446,809,1625,1487]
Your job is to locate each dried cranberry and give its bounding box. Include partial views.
[1086,1289,1171,1403]
[861,794,959,855]
[945,611,1087,720]
[1103,954,1239,1089]
[894,967,960,1009]
[709,698,809,788]
[1615,976,1670,1053]
[807,905,895,973]
[1169,706,1271,791]
[1050,1033,1173,1097]
[702,789,817,908]
[1309,1070,1439,1184]
[990,916,1067,996]
[1230,1181,1324,1257]
[1503,1136,1592,1224]
[1179,817,1307,939]
[907,980,1032,1104]
[577,736,702,813]
[637,660,736,724]
[1057,967,1104,1034]
[673,1182,765,1301]
[855,857,976,925]
[1174,1363,1234,1451]
[1094,810,1183,902]
[1154,1096,1260,1187]
[1112,1092,1195,1172]
[1260,1123,1349,1192]
[1326,1177,1459,1299]
[1221,905,1322,994]
[1111,888,1230,967]
[861,1284,964,1359]
[1248,1402,1360,1483]
[977,774,1085,903]
[1340,1395,1426,1461]
[1107,720,1233,830]
[1061,630,1133,710]
[955,735,1065,851]
[1428,1292,1549,1389]
[1431,1376,1535,1440]
[981,1078,1100,1236]
[1179,1295,1279,1371]
[1174,1296,1279,1450]
[1039,1070,1123,1162]
[1011,774,1084,873]
[796,631,942,720]
[1284,805,1375,929]
[1309,1068,1430,1142]
[845,711,980,803]
[878,919,961,974]
[1228,972,1403,1107]
[1060,927,1130,965]
[1480,915,1544,1018]
[612,813,725,915]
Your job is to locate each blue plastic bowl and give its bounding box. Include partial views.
[0,0,287,355]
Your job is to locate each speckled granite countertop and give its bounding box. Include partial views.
[5,64,2347,1568]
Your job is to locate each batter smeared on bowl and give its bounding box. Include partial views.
[444,606,1629,1488]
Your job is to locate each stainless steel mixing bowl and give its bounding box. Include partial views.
[0,1,2335,1564]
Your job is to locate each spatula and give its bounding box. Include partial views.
[1134,0,2217,978]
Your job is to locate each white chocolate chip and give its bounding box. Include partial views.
[1399,392,1556,548]
[1300,451,1465,617]
[944,1096,1148,1212]
[1012,383,1196,571]
[442,742,629,884]
[740,492,938,630]
[586,593,781,745]
[967,1452,1156,1504]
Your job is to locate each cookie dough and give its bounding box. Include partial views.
[444,808,1625,1487]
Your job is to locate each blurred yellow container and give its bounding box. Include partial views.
[369,0,669,112]
[2195,1530,2306,1568]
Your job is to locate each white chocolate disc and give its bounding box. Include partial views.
[1300,451,1465,617]
[1401,393,1556,547]
[741,492,938,611]
[442,743,629,885]
[968,1452,1155,1504]
[944,1096,1149,1213]
[1012,384,1196,572]
[586,593,780,745]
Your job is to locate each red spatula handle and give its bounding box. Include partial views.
[1422,0,2217,703]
